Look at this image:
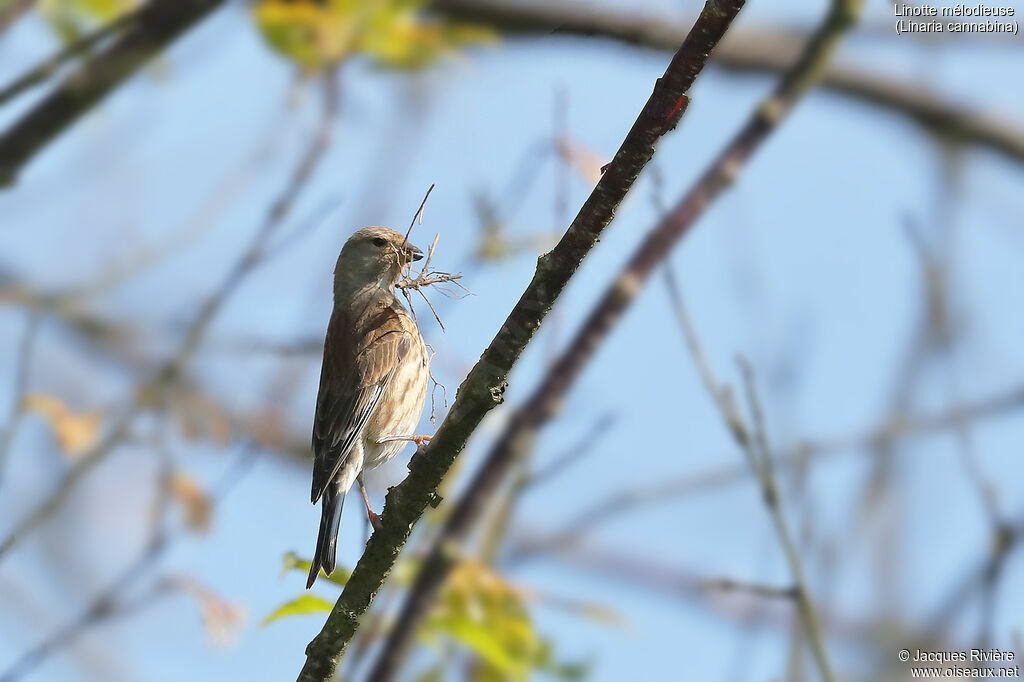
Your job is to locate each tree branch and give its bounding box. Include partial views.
[0,0,35,34]
[433,0,1024,164]
[0,0,227,186]
[511,379,1024,555]
[0,309,39,490]
[359,0,862,679]
[0,11,136,108]
[294,2,749,679]
[0,446,257,682]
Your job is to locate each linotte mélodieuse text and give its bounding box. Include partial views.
[894,3,1018,33]
[912,649,1017,663]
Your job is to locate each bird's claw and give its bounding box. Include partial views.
[378,433,433,446]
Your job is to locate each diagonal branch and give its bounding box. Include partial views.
[360,0,861,679]
[0,0,228,186]
[294,2,749,680]
[0,12,136,108]
[0,0,35,34]
[0,309,40,490]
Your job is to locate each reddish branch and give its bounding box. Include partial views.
[294,1,748,680]
[361,0,862,679]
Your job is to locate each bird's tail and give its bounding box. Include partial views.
[307,486,345,589]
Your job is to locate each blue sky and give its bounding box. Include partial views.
[2,1,1024,680]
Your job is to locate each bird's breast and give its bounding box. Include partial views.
[362,330,429,470]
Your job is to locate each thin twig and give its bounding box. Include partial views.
[0,309,40,489]
[0,0,35,34]
[0,0,229,185]
[0,446,258,682]
[433,0,1024,164]
[522,413,617,490]
[403,183,436,245]
[513,378,1024,555]
[665,268,836,682]
[397,233,469,332]
[0,11,136,107]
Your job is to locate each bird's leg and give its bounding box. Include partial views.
[357,472,383,532]
[377,434,433,446]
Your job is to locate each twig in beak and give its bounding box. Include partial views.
[403,183,436,246]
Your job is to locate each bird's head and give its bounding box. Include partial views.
[333,226,423,299]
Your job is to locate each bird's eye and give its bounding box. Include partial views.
[372,237,387,247]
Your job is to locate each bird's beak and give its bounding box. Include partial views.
[407,245,424,262]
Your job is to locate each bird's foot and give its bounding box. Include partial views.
[367,508,383,532]
[359,477,384,532]
[378,433,433,446]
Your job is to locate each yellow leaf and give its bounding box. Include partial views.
[556,136,607,185]
[168,472,212,533]
[172,389,232,446]
[252,0,493,71]
[23,393,102,458]
[171,576,247,647]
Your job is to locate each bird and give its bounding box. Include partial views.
[306,226,431,589]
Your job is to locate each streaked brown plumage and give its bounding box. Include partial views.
[307,226,429,589]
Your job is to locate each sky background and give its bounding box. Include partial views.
[1,0,1024,680]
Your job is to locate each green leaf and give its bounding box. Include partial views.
[532,639,591,680]
[252,0,494,71]
[428,616,525,680]
[280,551,351,586]
[261,593,335,626]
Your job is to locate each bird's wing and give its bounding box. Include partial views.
[311,304,411,503]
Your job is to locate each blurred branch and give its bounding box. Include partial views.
[0,73,339,564]
[0,0,34,34]
[0,0,227,186]
[515,379,1024,554]
[295,2,749,679]
[358,0,862,679]
[0,0,33,33]
[433,0,1024,164]
[0,309,39,489]
[521,412,616,490]
[0,12,135,107]
[924,513,1024,645]
[532,537,872,639]
[0,446,257,682]
[664,267,835,681]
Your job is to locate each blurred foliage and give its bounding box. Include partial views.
[253,0,494,72]
[421,559,587,681]
[168,471,213,534]
[261,593,335,626]
[38,0,138,41]
[171,576,248,646]
[22,393,101,458]
[280,549,352,586]
[268,553,587,680]
[171,387,233,447]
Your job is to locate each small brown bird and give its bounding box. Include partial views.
[307,226,430,589]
